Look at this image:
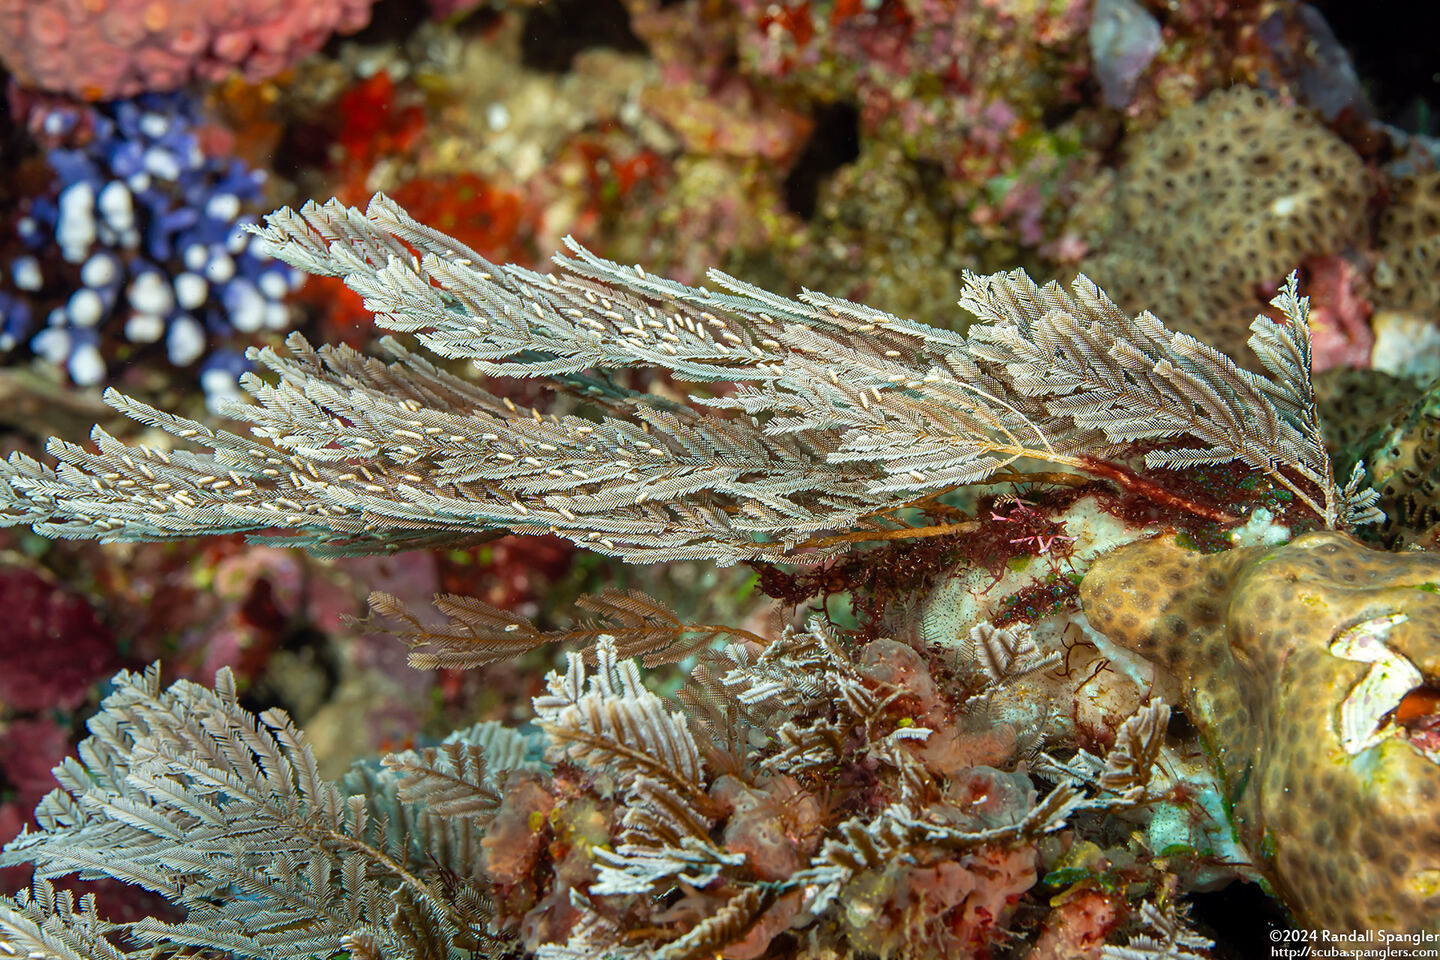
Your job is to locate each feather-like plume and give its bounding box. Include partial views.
[0,195,1375,568]
[761,717,848,774]
[1102,900,1215,960]
[1099,699,1172,798]
[1034,699,1176,813]
[533,637,730,895]
[962,270,1373,526]
[0,881,132,960]
[963,620,1061,683]
[381,739,503,820]
[532,637,706,798]
[719,616,861,714]
[653,886,772,960]
[0,666,480,960]
[363,587,764,670]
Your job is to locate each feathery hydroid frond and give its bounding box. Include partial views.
[1099,699,1172,797]
[0,666,487,960]
[364,587,759,670]
[0,881,133,960]
[962,269,1372,526]
[0,194,1374,565]
[652,886,773,960]
[1102,900,1215,960]
[963,620,1060,683]
[534,637,732,896]
[380,723,535,820]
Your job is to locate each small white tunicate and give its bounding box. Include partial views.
[68,343,105,385]
[138,112,170,139]
[118,227,141,249]
[206,192,241,223]
[0,333,15,350]
[226,278,265,333]
[128,271,174,315]
[225,225,250,254]
[257,268,289,300]
[97,180,134,228]
[124,312,165,343]
[142,145,181,181]
[167,314,206,365]
[125,171,152,194]
[487,102,511,131]
[204,252,235,284]
[11,255,42,291]
[183,243,209,271]
[57,181,97,261]
[32,327,71,364]
[45,306,65,327]
[263,301,290,330]
[66,288,104,327]
[80,252,119,288]
[173,272,208,310]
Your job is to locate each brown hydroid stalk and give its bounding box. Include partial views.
[1079,457,1237,524]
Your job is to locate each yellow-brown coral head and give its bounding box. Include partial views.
[1080,531,1440,934]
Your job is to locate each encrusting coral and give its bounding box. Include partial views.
[1374,171,1440,316]
[1082,531,1440,933]
[0,0,375,101]
[1340,374,1440,549]
[1079,87,1370,359]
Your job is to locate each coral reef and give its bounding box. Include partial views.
[0,187,1412,956]
[257,0,1405,348]
[0,0,375,101]
[0,626,1202,960]
[1081,531,1440,933]
[0,92,299,401]
[1,2,1440,956]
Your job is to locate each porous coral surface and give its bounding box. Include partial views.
[1348,376,1440,549]
[1079,87,1370,357]
[1374,171,1440,315]
[1081,531,1440,933]
[0,0,375,101]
